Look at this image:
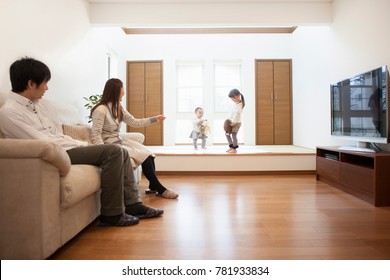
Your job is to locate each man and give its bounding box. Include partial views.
[0,57,163,226]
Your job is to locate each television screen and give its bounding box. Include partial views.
[331,65,389,144]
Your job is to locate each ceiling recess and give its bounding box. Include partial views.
[122,26,297,35]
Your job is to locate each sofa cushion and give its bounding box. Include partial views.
[63,124,141,167]
[63,124,92,144]
[60,164,101,209]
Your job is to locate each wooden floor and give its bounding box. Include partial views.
[50,174,390,260]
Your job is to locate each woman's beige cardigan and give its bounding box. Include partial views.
[91,103,157,167]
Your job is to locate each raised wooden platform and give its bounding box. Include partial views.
[147,145,316,173]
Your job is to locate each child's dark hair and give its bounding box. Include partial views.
[228,88,245,108]
[9,57,51,93]
[195,107,203,112]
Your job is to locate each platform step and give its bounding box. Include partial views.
[147,145,316,173]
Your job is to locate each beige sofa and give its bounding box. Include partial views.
[0,98,143,259]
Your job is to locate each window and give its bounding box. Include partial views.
[106,50,118,79]
[175,61,204,143]
[107,53,111,79]
[176,62,204,112]
[213,61,242,144]
[174,60,242,145]
[214,62,242,112]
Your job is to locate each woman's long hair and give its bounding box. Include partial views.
[91,78,124,121]
[228,88,245,108]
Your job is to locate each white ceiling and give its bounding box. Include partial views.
[88,0,334,27]
[88,0,333,2]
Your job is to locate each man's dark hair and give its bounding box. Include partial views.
[9,57,51,93]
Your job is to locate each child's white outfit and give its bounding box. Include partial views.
[189,117,208,149]
[228,101,243,128]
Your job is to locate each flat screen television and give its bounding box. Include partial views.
[330,65,389,152]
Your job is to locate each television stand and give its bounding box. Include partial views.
[316,146,390,206]
[338,146,376,153]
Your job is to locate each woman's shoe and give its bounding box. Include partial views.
[227,149,237,154]
[157,189,179,199]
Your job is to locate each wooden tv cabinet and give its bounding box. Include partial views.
[316,146,390,206]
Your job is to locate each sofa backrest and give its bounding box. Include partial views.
[0,92,86,137]
[41,99,86,128]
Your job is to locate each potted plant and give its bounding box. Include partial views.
[83,94,102,123]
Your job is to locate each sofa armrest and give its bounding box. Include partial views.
[62,124,145,144]
[121,132,145,144]
[62,124,144,144]
[0,140,63,259]
[0,139,71,176]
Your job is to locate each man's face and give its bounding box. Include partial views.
[30,80,48,100]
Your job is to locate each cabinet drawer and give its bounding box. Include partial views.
[339,164,374,193]
[316,157,340,181]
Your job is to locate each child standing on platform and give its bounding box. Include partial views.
[190,107,208,150]
[225,89,245,153]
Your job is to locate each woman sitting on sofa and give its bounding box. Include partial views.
[90,78,179,199]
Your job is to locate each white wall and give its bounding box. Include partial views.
[1,0,390,149]
[118,33,293,145]
[52,27,125,121]
[118,0,390,148]
[291,26,336,148]
[0,0,88,91]
[0,0,122,122]
[292,0,390,149]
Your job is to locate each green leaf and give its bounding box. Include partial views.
[83,93,102,121]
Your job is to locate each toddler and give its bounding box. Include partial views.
[189,107,208,150]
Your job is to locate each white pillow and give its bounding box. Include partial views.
[42,99,85,125]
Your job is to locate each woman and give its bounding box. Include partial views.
[91,78,179,199]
